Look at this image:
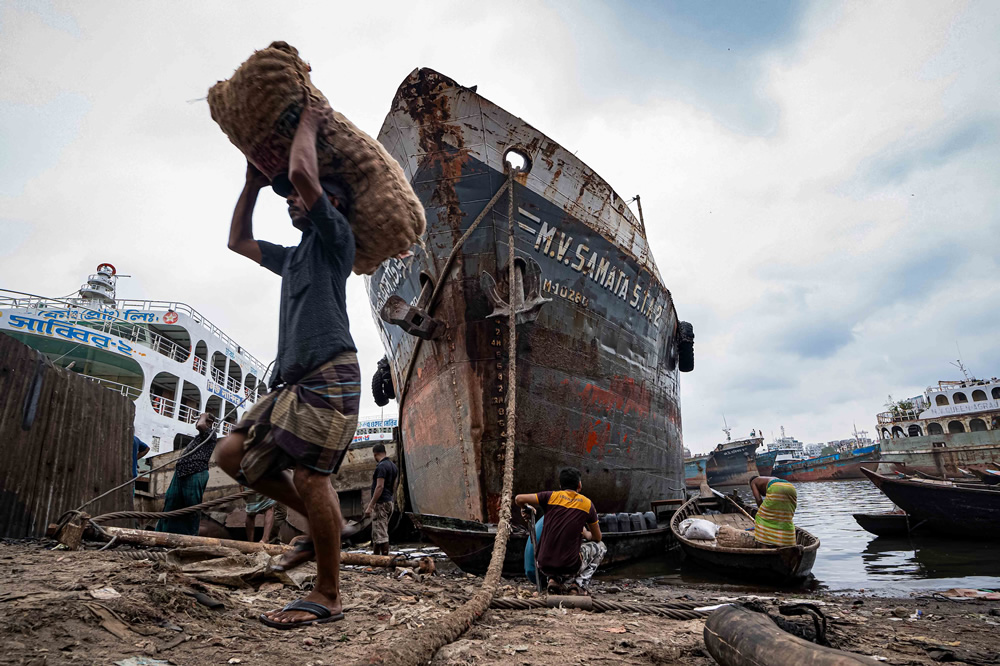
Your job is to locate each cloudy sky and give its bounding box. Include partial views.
[2,1,998,454]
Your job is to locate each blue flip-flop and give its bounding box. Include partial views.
[259,599,345,629]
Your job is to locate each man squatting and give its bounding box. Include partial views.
[515,467,607,595]
[216,101,361,629]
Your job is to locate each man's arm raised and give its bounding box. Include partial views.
[287,103,324,210]
[227,161,269,264]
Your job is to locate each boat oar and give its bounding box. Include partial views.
[711,488,756,522]
[525,508,544,594]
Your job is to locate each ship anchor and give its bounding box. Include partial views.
[481,257,550,324]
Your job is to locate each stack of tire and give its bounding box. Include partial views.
[598,511,658,533]
[372,356,395,407]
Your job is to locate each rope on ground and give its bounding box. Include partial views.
[90,489,255,524]
[488,597,710,620]
[356,168,520,666]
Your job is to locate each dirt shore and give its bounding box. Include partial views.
[1,540,998,665]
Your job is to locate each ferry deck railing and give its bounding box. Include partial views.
[0,295,268,375]
[77,374,143,401]
[151,394,176,419]
[211,367,226,386]
[877,409,922,424]
[225,375,241,394]
[193,356,207,375]
[177,403,200,424]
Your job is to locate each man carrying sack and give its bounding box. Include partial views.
[215,101,361,630]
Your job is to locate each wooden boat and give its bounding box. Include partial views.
[852,511,929,537]
[670,494,820,583]
[860,468,1000,538]
[963,467,1000,486]
[409,510,672,576]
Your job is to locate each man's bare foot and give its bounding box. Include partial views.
[262,588,342,625]
[270,536,315,571]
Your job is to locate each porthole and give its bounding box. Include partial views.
[503,148,531,174]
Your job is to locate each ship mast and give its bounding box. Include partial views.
[722,414,732,442]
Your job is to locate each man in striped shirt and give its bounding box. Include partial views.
[514,468,606,595]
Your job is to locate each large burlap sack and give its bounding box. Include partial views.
[208,42,425,275]
[716,524,759,549]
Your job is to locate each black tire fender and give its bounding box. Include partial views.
[678,321,694,373]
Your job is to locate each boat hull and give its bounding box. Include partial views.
[409,512,670,576]
[861,468,1000,538]
[370,69,684,523]
[876,431,1000,478]
[775,447,880,482]
[755,450,777,477]
[852,512,927,537]
[684,456,709,489]
[706,439,761,486]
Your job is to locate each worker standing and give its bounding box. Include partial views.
[363,443,398,555]
[155,413,217,535]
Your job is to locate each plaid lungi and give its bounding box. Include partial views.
[234,352,360,484]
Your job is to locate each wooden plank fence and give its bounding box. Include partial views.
[0,333,135,537]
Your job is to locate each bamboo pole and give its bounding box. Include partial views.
[98,526,405,568]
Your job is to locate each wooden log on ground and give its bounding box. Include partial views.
[98,526,404,567]
[704,605,872,666]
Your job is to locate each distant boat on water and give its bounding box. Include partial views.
[684,423,762,488]
[773,444,880,482]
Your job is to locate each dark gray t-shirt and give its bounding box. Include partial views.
[259,196,356,389]
[371,457,398,503]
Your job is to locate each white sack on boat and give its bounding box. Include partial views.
[678,518,720,540]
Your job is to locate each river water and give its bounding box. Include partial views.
[603,480,1000,595]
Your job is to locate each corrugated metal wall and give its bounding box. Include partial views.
[0,333,135,538]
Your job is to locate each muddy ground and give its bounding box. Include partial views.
[2,539,999,665]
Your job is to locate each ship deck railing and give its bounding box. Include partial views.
[152,394,177,418]
[0,295,268,374]
[877,409,922,424]
[77,374,143,401]
[177,403,200,425]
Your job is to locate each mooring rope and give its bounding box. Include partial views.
[393,177,513,413]
[90,489,255,524]
[489,597,710,620]
[357,168,520,666]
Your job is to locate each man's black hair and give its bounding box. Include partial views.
[559,467,582,490]
[373,443,386,455]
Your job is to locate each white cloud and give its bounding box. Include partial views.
[1,1,997,455]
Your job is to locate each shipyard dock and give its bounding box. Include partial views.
[2,538,999,665]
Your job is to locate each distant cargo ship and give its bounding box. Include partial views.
[876,372,1000,477]
[684,432,762,488]
[773,445,880,482]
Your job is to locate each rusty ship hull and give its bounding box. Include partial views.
[367,69,687,524]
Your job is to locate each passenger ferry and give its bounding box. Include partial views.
[875,374,1000,477]
[0,264,269,455]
